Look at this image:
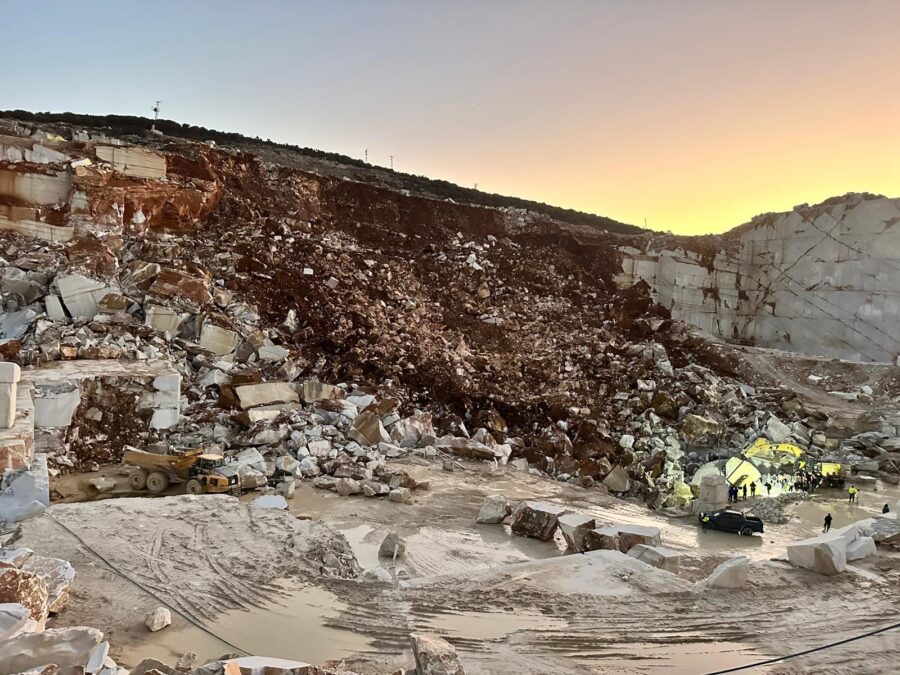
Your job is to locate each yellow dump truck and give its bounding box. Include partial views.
[122,448,240,495]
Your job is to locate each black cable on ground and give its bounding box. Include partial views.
[706,620,900,674]
[47,514,251,657]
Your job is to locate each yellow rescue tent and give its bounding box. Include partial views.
[744,438,805,469]
[725,456,761,488]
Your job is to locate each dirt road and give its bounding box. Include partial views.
[20,461,900,674]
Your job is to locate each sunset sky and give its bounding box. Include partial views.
[4,1,899,234]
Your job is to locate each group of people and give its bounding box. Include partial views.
[723,468,843,503]
[727,482,755,502]
[792,469,825,492]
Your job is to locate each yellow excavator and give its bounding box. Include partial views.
[122,448,240,495]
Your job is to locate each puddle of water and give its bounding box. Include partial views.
[120,584,370,667]
[580,640,771,674]
[420,609,568,640]
[337,523,382,570]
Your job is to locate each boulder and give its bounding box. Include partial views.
[411,632,466,675]
[236,465,268,489]
[199,323,240,356]
[56,273,119,318]
[219,656,314,674]
[0,602,30,640]
[585,528,620,552]
[433,435,495,461]
[389,487,413,504]
[0,547,34,568]
[862,517,900,546]
[299,381,345,403]
[475,494,511,524]
[680,414,724,447]
[846,536,877,561]
[21,555,75,613]
[234,383,299,409]
[129,658,182,675]
[145,304,186,334]
[626,544,681,573]
[145,606,172,632]
[602,465,630,493]
[557,512,596,552]
[351,411,391,445]
[510,501,568,541]
[378,533,406,559]
[85,640,110,673]
[0,568,48,629]
[0,454,51,524]
[765,416,792,443]
[334,478,362,496]
[390,413,435,448]
[691,473,729,514]
[257,344,289,362]
[0,626,103,674]
[786,533,847,575]
[701,556,749,589]
[591,524,661,553]
[361,480,390,497]
[297,456,320,477]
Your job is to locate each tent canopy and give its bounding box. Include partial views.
[725,456,762,488]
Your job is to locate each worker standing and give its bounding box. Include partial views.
[823,513,833,533]
[750,481,757,497]
[848,485,858,503]
[741,484,747,501]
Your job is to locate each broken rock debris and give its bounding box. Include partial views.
[1,116,900,675]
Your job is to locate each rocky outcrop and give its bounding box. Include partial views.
[616,194,900,362]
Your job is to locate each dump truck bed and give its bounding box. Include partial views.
[122,449,201,477]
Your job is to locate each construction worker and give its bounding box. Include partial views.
[848,485,858,503]
[750,481,757,497]
[883,503,890,514]
[741,484,747,500]
[823,513,833,533]
[701,513,712,529]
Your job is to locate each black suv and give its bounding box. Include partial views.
[698,509,764,536]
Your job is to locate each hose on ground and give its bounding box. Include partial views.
[46,514,251,657]
[706,619,900,674]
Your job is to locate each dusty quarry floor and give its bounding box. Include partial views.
[21,458,900,674]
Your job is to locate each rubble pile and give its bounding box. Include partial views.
[0,117,898,519]
[0,542,113,673]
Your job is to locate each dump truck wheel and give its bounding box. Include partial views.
[186,479,203,495]
[146,471,170,494]
[128,470,147,490]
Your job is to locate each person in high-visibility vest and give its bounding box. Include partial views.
[701,514,711,529]
[848,485,858,503]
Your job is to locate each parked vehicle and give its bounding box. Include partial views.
[122,448,240,495]
[698,508,764,536]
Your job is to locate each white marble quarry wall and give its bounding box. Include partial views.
[617,195,900,362]
[22,360,181,432]
[617,247,746,340]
